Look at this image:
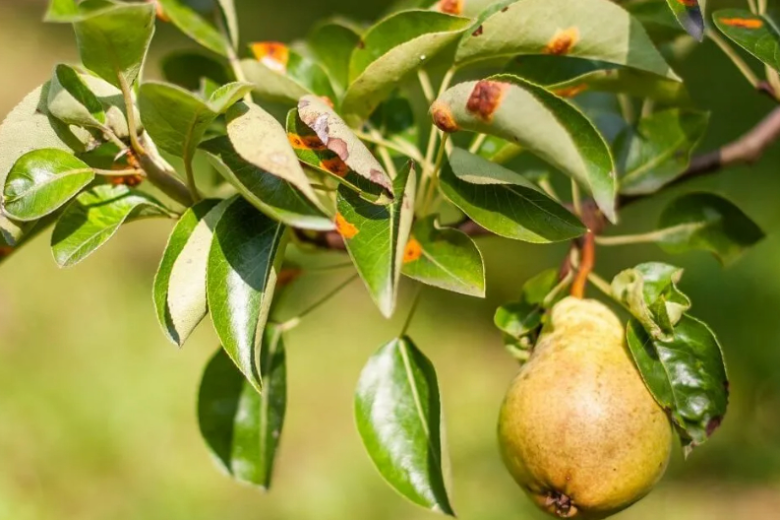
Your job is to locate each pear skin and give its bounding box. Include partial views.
[498,297,672,519]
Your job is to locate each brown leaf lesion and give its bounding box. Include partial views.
[403,237,423,263]
[431,100,460,132]
[466,80,509,123]
[335,213,359,239]
[719,17,763,29]
[544,27,580,56]
[438,0,464,15]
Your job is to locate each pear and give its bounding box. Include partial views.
[498,297,672,519]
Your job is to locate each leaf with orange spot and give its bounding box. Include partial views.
[455,0,680,81]
[433,77,617,222]
[337,162,416,318]
[503,55,690,105]
[241,45,336,106]
[401,215,485,297]
[285,109,392,205]
[664,0,704,41]
[714,9,780,72]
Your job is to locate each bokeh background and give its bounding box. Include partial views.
[1,0,779,519]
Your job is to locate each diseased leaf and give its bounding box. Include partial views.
[440,148,585,242]
[455,0,680,81]
[198,327,287,489]
[432,0,504,18]
[157,0,228,56]
[3,149,94,222]
[207,197,287,392]
[48,63,106,128]
[612,262,691,342]
[72,1,156,87]
[626,316,728,455]
[355,336,454,515]
[153,198,229,347]
[226,101,323,211]
[342,11,472,124]
[298,95,393,195]
[615,108,709,196]
[336,163,416,318]
[139,80,252,162]
[308,18,363,92]
[51,184,171,267]
[201,137,334,231]
[714,10,780,72]
[401,215,485,297]
[657,192,765,265]
[665,0,704,41]
[504,55,690,104]
[241,43,337,105]
[432,76,617,221]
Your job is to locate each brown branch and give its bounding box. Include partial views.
[570,231,595,299]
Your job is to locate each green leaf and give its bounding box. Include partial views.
[456,0,679,81]
[45,0,79,22]
[3,149,94,222]
[153,199,228,347]
[494,268,559,339]
[161,51,231,92]
[241,43,337,105]
[298,95,394,195]
[207,197,287,392]
[307,18,363,92]
[355,336,454,515]
[216,0,239,50]
[79,72,143,140]
[51,184,171,267]
[201,136,334,231]
[626,315,728,455]
[198,328,287,489]
[139,81,252,163]
[626,0,688,44]
[369,95,419,156]
[226,101,323,211]
[0,83,90,245]
[157,0,228,56]
[665,0,704,41]
[432,76,616,221]
[342,11,472,124]
[713,10,780,72]
[47,64,106,128]
[504,55,690,104]
[473,135,523,164]
[657,192,765,265]
[336,163,416,318]
[440,148,585,242]
[401,215,485,297]
[432,0,505,18]
[72,1,156,87]
[612,262,691,341]
[615,108,709,196]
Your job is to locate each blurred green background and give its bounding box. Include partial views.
[1,0,780,519]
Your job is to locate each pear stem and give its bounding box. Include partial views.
[570,231,595,299]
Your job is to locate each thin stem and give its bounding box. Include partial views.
[617,94,635,124]
[571,231,595,299]
[469,133,488,154]
[707,28,762,91]
[543,270,574,307]
[278,274,359,332]
[640,99,655,119]
[587,272,613,299]
[748,0,758,13]
[356,130,425,164]
[418,69,436,104]
[369,128,398,178]
[215,11,251,101]
[595,224,702,246]
[758,0,767,14]
[94,168,145,177]
[118,74,145,155]
[421,133,449,215]
[400,285,424,336]
[184,157,202,202]
[101,128,128,151]
[538,178,560,202]
[571,179,583,216]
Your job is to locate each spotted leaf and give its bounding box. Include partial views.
[714,10,780,72]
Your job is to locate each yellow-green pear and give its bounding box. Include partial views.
[498,297,672,519]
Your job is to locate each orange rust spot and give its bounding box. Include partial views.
[553,84,589,98]
[288,133,326,151]
[110,174,144,187]
[403,237,423,264]
[250,42,290,73]
[320,157,349,177]
[719,17,763,29]
[676,0,698,6]
[278,268,303,288]
[151,0,170,22]
[0,246,14,259]
[430,100,460,133]
[545,27,580,55]
[466,80,509,123]
[335,213,359,239]
[438,0,463,15]
[320,96,335,109]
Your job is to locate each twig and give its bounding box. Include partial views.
[570,231,595,299]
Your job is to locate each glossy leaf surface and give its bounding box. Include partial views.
[665,0,704,41]
[355,337,454,515]
[198,327,287,489]
[308,19,363,92]
[440,148,585,242]
[626,315,728,455]
[158,0,228,56]
[714,10,780,71]
[401,215,485,297]
[47,63,106,128]
[3,149,94,222]
[207,197,287,391]
[432,77,616,221]
[51,184,170,267]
